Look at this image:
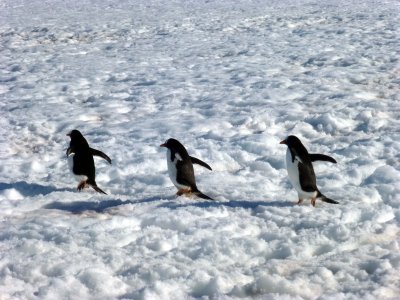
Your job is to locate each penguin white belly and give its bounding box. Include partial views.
[68,153,88,182]
[166,149,189,190]
[285,149,317,200]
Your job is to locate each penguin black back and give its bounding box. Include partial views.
[161,138,196,188]
[67,129,107,194]
[160,138,213,200]
[285,136,317,193]
[67,130,95,179]
[280,135,338,206]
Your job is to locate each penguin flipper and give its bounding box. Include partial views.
[309,153,337,164]
[91,148,112,164]
[190,156,212,170]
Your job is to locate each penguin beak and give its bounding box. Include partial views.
[280,140,287,145]
[66,132,71,137]
[160,143,166,148]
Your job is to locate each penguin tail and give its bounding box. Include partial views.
[193,189,213,200]
[92,185,107,195]
[318,191,338,204]
[88,180,107,195]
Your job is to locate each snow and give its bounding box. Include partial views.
[1,0,400,299]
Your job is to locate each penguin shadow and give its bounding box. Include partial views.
[0,181,70,197]
[158,199,291,210]
[44,199,134,214]
[43,195,172,214]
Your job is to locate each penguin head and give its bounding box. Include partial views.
[67,129,84,139]
[67,129,89,148]
[160,138,189,159]
[160,138,181,149]
[280,135,303,148]
[280,135,310,163]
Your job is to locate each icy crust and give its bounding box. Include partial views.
[1,0,400,299]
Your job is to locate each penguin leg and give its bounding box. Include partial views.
[311,197,317,207]
[77,180,87,191]
[297,199,303,205]
[176,188,191,197]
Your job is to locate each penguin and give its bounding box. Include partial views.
[280,135,338,206]
[66,129,111,194]
[160,138,213,200]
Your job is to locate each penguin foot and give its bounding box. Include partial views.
[297,199,303,205]
[311,197,317,207]
[176,188,191,197]
[77,180,87,191]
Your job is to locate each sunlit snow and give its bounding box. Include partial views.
[0,0,399,299]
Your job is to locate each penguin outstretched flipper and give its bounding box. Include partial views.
[91,148,112,164]
[309,153,337,164]
[190,156,212,170]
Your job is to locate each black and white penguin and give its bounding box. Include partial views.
[66,129,111,194]
[280,135,338,206]
[160,138,213,200]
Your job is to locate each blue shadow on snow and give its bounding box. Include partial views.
[0,181,70,197]
[44,199,134,213]
[43,196,170,214]
[158,199,292,209]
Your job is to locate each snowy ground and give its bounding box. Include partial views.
[1,0,399,299]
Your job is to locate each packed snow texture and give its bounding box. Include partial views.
[1,0,399,299]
